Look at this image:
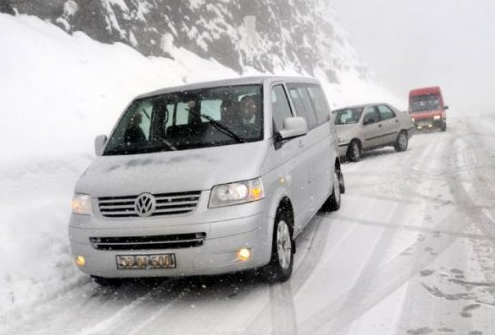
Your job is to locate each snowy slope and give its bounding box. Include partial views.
[5,0,377,84]
[0,12,401,318]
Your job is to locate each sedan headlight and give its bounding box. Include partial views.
[72,194,92,215]
[209,178,265,208]
[433,115,441,120]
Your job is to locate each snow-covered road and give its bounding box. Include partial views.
[2,116,495,335]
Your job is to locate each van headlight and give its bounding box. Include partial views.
[72,194,92,215]
[433,115,441,120]
[209,178,265,208]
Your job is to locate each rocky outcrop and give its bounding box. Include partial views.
[2,0,368,82]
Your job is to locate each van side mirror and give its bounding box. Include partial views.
[278,117,308,140]
[444,105,449,110]
[95,134,108,156]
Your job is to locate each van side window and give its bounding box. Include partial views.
[377,104,396,120]
[287,83,318,130]
[306,84,331,125]
[271,85,293,132]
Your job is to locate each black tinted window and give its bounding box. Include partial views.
[104,84,263,155]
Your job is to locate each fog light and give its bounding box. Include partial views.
[75,255,85,267]
[428,124,433,128]
[236,248,252,262]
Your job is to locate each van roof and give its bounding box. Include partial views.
[135,76,320,99]
[409,86,441,96]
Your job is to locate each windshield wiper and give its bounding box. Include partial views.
[154,138,177,151]
[185,108,245,143]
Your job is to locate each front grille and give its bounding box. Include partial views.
[90,232,207,250]
[98,191,201,218]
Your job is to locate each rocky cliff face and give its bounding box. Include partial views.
[2,0,368,82]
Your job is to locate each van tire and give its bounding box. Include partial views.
[441,122,447,132]
[323,171,341,211]
[347,140,361,162]
[394,131,408,152]
[261,211,294,283]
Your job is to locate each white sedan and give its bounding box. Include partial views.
[334,103,415,162]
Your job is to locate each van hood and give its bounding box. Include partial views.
[75,142,268,197]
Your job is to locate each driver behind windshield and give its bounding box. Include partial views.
[124,111,146,143]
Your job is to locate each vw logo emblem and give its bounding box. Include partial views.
[135,193,156,217]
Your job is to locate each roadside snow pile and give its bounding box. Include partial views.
[0,12,401,317]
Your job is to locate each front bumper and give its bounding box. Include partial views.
[69,210,272,278]
[414,118,445,129]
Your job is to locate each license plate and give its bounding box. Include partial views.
[116,254,176,270]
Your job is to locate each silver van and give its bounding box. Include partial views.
[69,76,344,284]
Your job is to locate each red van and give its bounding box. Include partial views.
[408,87,448,131]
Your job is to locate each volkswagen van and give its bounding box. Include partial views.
[69,76,344,284]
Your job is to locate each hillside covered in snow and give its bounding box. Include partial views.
[2,0,369,82]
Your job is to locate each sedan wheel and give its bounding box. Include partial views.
[395,131,408,152]
[347,140,361,162]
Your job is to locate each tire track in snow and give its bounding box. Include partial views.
[392,119,495,335]
[297,129,478,334]
[242,215,331,335]
[2,279,183,335]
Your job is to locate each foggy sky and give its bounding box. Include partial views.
[329,0,495,115]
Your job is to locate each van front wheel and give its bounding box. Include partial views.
[261,212,294,283]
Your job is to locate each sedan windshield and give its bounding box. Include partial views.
[409,94,441,112]
[104,85,263,155]
[334,107,364,125]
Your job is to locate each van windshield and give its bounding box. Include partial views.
[409,94,441,112]
[334,107,363,125]
[104,85,263,155]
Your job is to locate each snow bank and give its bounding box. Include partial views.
[0,12,400,317]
